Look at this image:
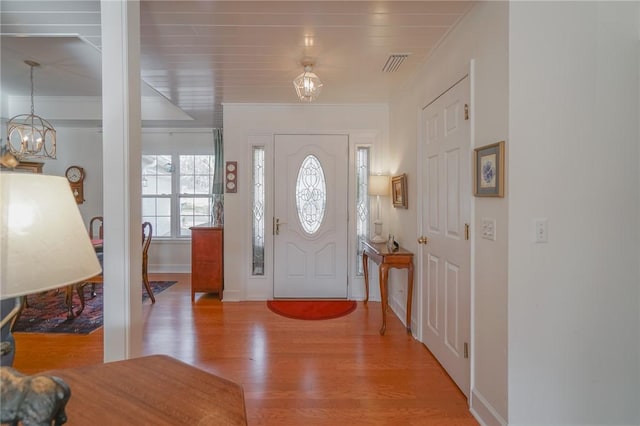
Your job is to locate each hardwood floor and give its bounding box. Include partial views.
[13,273,478,425]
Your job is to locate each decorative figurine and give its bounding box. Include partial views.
[387,234,399,252]
[0,367,71,426]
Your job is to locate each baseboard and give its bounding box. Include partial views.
[149,264,190,274]
[388,294,407,328]
[470,388,506,426]
[221,289,242,302]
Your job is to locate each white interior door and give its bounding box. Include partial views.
[273,134,349,298]
[420,76,471,396]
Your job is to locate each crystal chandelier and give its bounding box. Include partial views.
[293,60,323,102]
[6,60,57,159]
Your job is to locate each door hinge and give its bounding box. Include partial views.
[464,104,469,121]
[464,342,469,359]
[464,223,470,241]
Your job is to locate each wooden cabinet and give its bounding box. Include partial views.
[190,225,223,301]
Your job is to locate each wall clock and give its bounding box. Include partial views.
[65,165,85,204]
[225,161,237,193]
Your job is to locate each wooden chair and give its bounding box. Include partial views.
[86,216,104,298]
[77,222,155,316]
[89,216,104,241]
[141,222,155,303]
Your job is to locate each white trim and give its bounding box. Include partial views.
[347,136,382,302]
[470,388,507,426]
[8,95,193,121]
[142,128,217,134]
[100,0,142,362]
[149,264,190,274]
[150,239,191,245]
[416,97,425,341]
[245,134,273,300]
[351,142,374,300]
[468,58,478,408]
[222,102,388,108]
[221,289,242,302]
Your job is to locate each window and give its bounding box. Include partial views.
[355,147,370,275]
[142,154,214,238]
[252,147,265,275]
[295,154,327,235]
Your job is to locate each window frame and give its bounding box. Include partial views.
[142,153,215,239]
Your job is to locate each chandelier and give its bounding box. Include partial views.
[293,60,323,102]
[6,60,57,159]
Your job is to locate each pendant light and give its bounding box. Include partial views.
[293,60,323,102]
[6,60,57,159]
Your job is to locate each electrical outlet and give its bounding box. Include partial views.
[534,218,548,243]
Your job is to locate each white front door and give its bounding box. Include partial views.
[420,76,471,396]
[273,134,349,298]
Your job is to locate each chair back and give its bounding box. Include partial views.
[142,221,153,264]
[89,216,104,240]
[141,222,155,303]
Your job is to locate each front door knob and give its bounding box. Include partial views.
[417,236,428,245]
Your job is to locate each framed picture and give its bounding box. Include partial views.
[391,174,408,208]
[474,141,505,197]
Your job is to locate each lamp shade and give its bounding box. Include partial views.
[368,175,390,196]
[1,173,101,298]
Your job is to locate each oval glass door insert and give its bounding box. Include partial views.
[295,154,326,234]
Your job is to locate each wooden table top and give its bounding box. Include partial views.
[362,239,413,257]
[46,355,247,426]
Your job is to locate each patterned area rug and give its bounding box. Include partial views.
[12,281,177,334]
[267,300,357,320]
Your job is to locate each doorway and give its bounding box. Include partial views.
[273,134,349,298]
[419,76,471,396]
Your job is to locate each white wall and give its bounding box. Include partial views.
[27,127,104,225]
[223,103,388,301]
[388,2,509,425]
[508,2,640,424]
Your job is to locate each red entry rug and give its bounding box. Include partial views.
[12,281,177,335]
[267,300,357,321]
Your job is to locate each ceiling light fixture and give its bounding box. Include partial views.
[6,60,57,159]
[293,60,323,102]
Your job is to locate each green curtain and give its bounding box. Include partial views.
[212,128,224,226]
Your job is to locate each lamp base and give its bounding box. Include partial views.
[371,220,386,243]
[371,234,386,243]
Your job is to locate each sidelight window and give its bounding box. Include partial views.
[252,146,265,275]
[355,147,370,276]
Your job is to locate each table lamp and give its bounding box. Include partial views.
[368,174,390,243]
[1,173,101,424]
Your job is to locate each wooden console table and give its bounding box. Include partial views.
[362,239,414,335]
[190,225,224,301]
[45,355,247,425]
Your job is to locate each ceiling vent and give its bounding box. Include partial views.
[381,53,411,73]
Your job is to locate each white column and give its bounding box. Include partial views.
[101,0,142,361]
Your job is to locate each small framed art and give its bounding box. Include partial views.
[225,161,237,193]
[474,141,505,197]
[391,174,408,208]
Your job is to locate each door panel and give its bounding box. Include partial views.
[420,76,471,396]
[274,134,349,298]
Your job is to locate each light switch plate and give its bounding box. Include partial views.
[534,218,548,243]
[481,218,496,241]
